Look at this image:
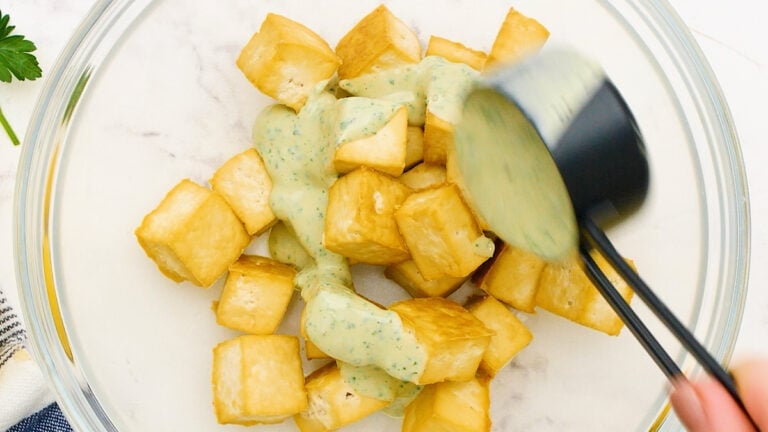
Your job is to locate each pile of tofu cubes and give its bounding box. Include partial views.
[135,4,634,431]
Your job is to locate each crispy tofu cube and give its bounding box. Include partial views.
[394,184,491,280]
[210,149,276,235]
[536,250,635,336]
[390,298,493,384]
[385,259,466,298]
[426,36,487,71]
[535,255,587,322]
[294,362,389,431]
[334,104,408,176]
[477,244,546,313]
[237,13,340,111]
[303,337,328,361]
[216,255,296,334]
[579,254,636,335]
[335,5,421,80]
[423,111,453,165]
[402,375,491,432]
[324,167,411,265]
[467,296,533,376]
[268,222,314,270]
[212,335,307,425]
[486,8,550,69]
[135,179,250,287]
[398,162,447,191]
[300,306,329,360]
[404,126,425,169]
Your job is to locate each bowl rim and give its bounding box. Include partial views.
[14,0,750,431]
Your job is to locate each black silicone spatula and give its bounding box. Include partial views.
[454,47,757,429]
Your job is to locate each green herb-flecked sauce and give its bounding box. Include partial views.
[252,56,488,395]
[335,97,401,146]
[340,56,478,126]
[267,221,313,271]
[336,361,422,417]
[382,381,423,418]
[454,88,578,261]
[252,84,428,385]
[338,362,403,401]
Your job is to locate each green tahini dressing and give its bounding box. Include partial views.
[267,221,313,270]
[253,57,485,393]
[334,97,402,146]
[338,362,403,401]
[252,84,427,383]
[337,361,422,416]
[340,56,478,126]
[454,88,578,261]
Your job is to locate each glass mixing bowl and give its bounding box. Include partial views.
[15,0,749,430]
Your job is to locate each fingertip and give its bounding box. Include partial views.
[691,375,757,432]
[731,357,768,429]
[669,378,708,432]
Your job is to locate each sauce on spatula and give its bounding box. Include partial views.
[454,89,577,261]
[454,48,646,261]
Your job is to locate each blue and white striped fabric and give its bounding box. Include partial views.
[0,293,25,369]
[8,405,71,432]
[0,288,71,432]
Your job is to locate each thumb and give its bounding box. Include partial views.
[670,358,768,432]
[731,357,768,429]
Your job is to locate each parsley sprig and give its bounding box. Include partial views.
[0,9,42,146]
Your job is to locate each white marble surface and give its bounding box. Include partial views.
[0,0,766,431]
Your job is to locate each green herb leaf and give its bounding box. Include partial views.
[0,10,41,83]
[0,9,42,145]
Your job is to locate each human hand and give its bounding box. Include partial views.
[670,358,768,431]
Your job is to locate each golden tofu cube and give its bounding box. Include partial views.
[404,126,425,169]
[325,167,411,265]
[426,35,487,71]
[394,184,490,280]
[390,298,493,384]
[385,259,466,298]
[216,255,296,335]
[334,105,408,177]
[477,244,546,313]
[579,254,636,336]
[486,8,550,69]
[398,162,447,191]
[294,362,389,431]
[335,5,421,80]
[535,255,587,321]
[210,149,276,235]
[536,250,635,336]
[402,375,491,432]
[212,335,307,425]
[467,296,533,376]
[135,179,250,287]
[423,111,453,165]
[299,306,329,360]
[237,13,340,111]
[303,339,328,361]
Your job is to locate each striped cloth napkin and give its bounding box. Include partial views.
[0,288,71,432]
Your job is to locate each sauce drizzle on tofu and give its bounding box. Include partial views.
[252,84,427,382]
[252,56,494,393]
[340,56,478,126]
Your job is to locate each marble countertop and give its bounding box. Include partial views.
[1,0,766,430]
